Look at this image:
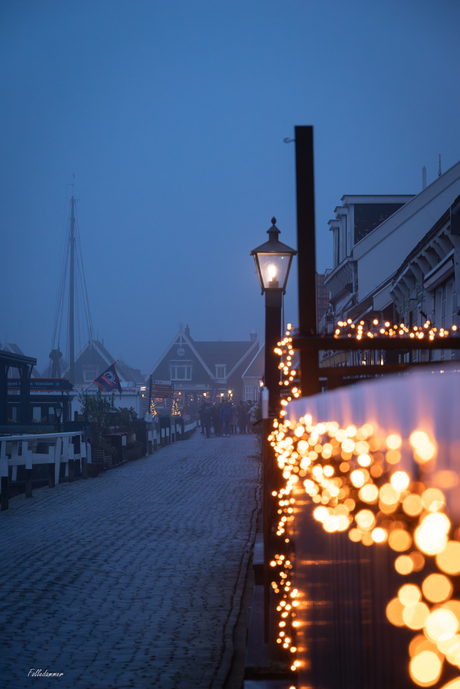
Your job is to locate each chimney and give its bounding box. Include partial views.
[439,154,442,178]
[250,330,257,342]
[185,324,190,337]
[422,166,426,190]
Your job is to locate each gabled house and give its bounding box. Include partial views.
[41,339,144,388]
[44,340,147,417]
[147,325,259,406]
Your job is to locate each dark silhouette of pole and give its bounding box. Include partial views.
[295,126,320,396]
[264,288,282,416]
[69,196,75,384]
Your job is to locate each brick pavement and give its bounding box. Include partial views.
[0,430,261,689]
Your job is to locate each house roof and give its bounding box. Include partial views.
[147,326,259,383]
[1,343,41,377]
[352,159,460,301]
[242,345,265,379]
[391,195,460,283]
[194,341,259,377]
[43,339,144,386]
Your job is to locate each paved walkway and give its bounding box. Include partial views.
[0,430,261,689]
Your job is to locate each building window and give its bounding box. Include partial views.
[82,365,100,383]
[170,361,192,381]
[215,365,226,380]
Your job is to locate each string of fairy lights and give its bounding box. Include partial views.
[269,319,460,687]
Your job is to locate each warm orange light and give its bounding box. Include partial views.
[357,453,372,467]
[395,555,414,575]
[355,509,376,531]
[359,484,378,503]
[372,527,387,543]
[386,433,402,450]
[349,528,362,543]
[410,430,437,463]
[403,602,430,630]
[410,551,426,572]
[425,608,458,642]
[350,470,366,488]
[409,650,442,686]
[436,541,460,575]
[388,529,412,552]
[380,483,400,506]
[421,488,445,512]
[415,513,450,555]
[313,506,330,523]
[403,494,423,517]
[390,471,410,491]
[386,597,405,626]
[422,574,453,603]
[399,584,422,606]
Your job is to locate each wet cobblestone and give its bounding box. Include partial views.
[0,431,260,689]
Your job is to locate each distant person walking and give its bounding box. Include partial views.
[203,404,213,438]
[212,403,222,437]
[238,402,248,434]
[199,401,207,434]
[220,400,232,437]
[231,404,238,434]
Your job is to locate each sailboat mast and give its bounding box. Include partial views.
[69,196,75,384]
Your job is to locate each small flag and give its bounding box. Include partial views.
[93,363,122,394]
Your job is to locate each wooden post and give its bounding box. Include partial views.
[11,441,18,481]
[1,440,9,511]
[55,437,62,486]
[48,445,55,488]
[68,441,75,482]
[62,437,69,479]
[24,442,33,498]
[295,125,320,397]
[81,435,88,479]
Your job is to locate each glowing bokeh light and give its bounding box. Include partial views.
[436,541,460,575]
[399,584,422,606]
[403,603,430,630]
[388,529,412,552]
[409,650,442,686]
[422,574,453,603]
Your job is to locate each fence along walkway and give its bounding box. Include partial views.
[0,421,199,510]
[0,431,87,510]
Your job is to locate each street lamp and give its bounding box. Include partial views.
[251,217,297,414]
[251,217,296,646]
[251,217,296,295]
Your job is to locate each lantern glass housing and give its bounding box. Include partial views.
[250,218,297,294]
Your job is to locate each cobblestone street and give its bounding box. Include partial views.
[0,431,261,689]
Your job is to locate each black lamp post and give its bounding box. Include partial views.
[251,217,297,415]
[251,218,297,645]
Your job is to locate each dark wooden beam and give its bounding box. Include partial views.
[292,335,460,351]
[295,126,320,396]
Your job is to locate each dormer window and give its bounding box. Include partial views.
[170,361,192,381]
[216,365,226,380]
[82,365,100,383]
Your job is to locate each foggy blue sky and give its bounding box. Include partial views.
[1,0,460,375]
